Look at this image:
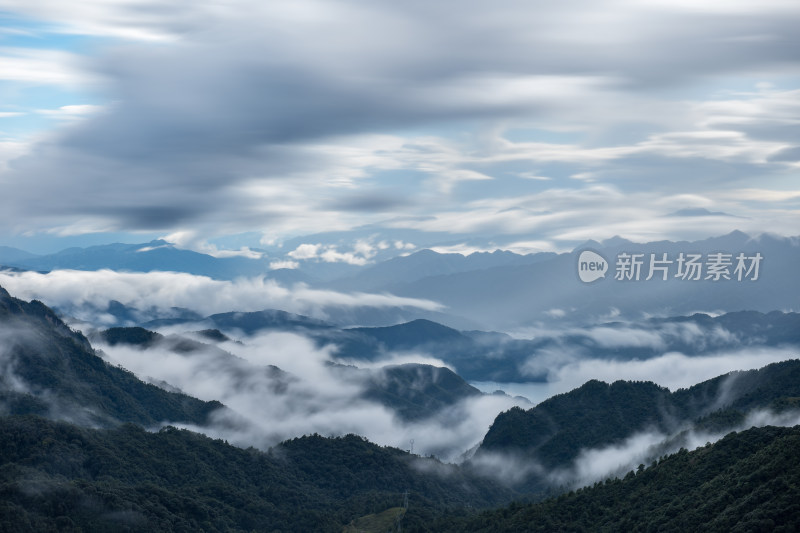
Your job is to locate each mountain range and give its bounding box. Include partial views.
[4,231,798,329]
[1,271,800,530]
[70,303,800,383]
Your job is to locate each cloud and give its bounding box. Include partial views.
[551,429,668,487]
[550,406,800,489]
[287,238,393,265]
[92,330,524,461]
[336,350,453,371]
[268,260,299,270]
[469,451,546,486]
[161,230,264,259]
[0,269,444,324]
[0,47,96,85]
[582,327,667,350]
[519,347,797,405]
[34,104,105,121]
[389,183,800,245]
[0,0,799,249]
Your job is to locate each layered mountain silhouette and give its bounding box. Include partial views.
[68,302,800,383]
[4,231,797,329]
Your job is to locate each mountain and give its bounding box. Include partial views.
[478,380,673,470]
[0,415,516,532]
[348,318,468,349]
[474,360,800,488]
[376,232,800,329]
[319,311,800,383]
[434,425,800,532]
[327,249,554,292]
[90,304,800,384]
[94,326,485,422]
[356,363,484,421]
[0,286,222,427]
[143,308,334,333]
[2,279,799,530]
[9,231,795,330]
[2,240,277,281]
[0,246,39,265]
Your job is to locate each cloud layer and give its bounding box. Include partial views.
[0,0,798,251]
[0,269,443,324]
[92,329,524,461]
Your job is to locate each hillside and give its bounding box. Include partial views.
[0,415,515,532]
[433,425,800,532]
[475,360,800,489]
[0,286,222,427]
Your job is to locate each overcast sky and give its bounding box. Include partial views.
[0,0,798,256]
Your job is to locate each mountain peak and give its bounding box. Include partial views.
[572,239,602,252]
[668,207,735,217]
[601,235,634,247]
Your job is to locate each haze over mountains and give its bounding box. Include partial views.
[1,231,797,331]
[2,0,799,527]
[1,230,799,530]
[0,266,800,531]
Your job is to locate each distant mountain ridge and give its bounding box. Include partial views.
[4,231,798,329]
[1,240,281,281]
[85,304,800,384]
[327,248,555,292]
[380,231,800,328]
[0,246,39,264]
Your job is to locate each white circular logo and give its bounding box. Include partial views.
[577,250,608,283]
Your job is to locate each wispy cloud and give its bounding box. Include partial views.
[0,269,444,323]
[93,330,524,461]
[513,348,797,405]
[0,0,798,249]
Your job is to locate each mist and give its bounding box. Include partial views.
[550,407,800,490]
[0,269,443,325]
[92,330,524,462]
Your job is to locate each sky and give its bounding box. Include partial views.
[0,0,799,257]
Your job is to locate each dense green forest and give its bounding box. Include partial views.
[431,425,800,532]
[3,415,799,532]
[0,414,514,532]
[0,288,221,427]
[3,286,800,531]
[477,359,800,474]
